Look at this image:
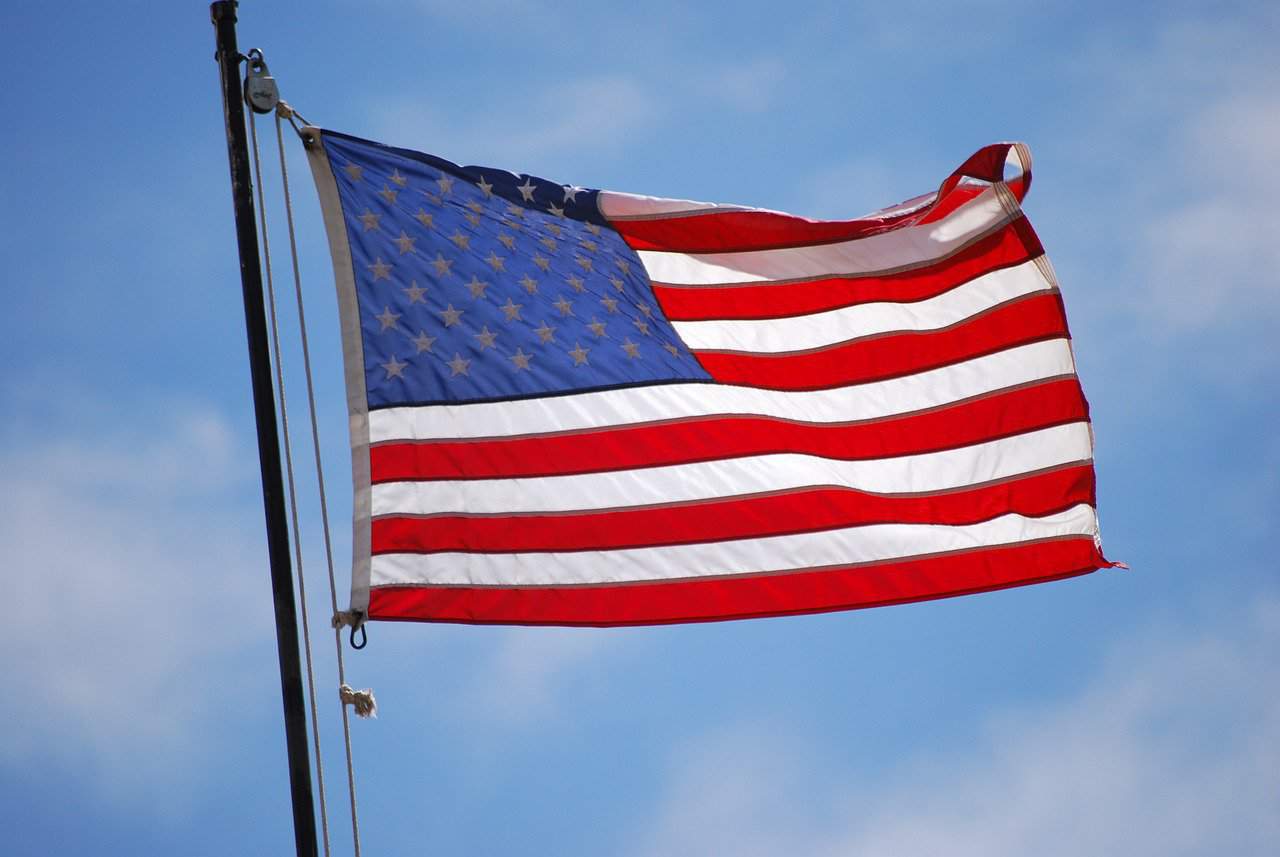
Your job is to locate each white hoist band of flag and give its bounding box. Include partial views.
[305,128,1117,626]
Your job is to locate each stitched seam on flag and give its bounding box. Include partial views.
[690,289,1061,358]
[369,495,1097,555]
[644,212,1024,288]
[363,374,719,411]
[606,205,756,222]
[369,459,1095,520]
[307,130,374,612]
[1034,253,1061,289]
[366,532,1100,589]
[993,181,1021,218]
[368,415,1090,483]
[365,374,1082,447]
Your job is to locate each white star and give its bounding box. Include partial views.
[562,185,583,203]
[430,254,453,277]
[509,348,532,370]
[447,352,470,376]
[476,175,494,198]
[381,355,406,379]
[547,203,565,218]
[439,304,463,327]
[516,178,537,202]
[500,298,523,321]
[375,306,401,330]
[412,330,436,353]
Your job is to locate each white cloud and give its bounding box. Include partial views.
[630,600,1280,857]
[454,627,625,726]
[1133,88,1280,334]
[0,400,274,795]
[371,74,661,171]
[696,58,787,114]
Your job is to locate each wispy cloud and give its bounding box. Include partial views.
[629,600,1280,856]
[0,397,273,796]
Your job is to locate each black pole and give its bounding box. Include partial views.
[209,5,319,857]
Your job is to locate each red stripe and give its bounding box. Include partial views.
[611,185,988,253]
[654,217,1043,321]
[366,536,1107,625]
[371,465,1096,555]
[696,293,1069,391]
[370,377,1087,482]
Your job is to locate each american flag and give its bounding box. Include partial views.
[305,128,1115,626]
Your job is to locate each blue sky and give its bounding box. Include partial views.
[2,2,1277,855]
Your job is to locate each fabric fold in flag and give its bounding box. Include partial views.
[304,127,1115,626]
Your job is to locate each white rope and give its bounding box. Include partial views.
[274,103,367,857]
[248,108,334,857]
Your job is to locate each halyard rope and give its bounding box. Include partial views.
[274,103,367,857]
[248,108,335,857]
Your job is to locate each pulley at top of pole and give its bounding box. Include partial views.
[244,47,280,114]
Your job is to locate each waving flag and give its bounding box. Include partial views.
[305,128,1115,626]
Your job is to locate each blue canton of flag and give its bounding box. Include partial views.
[318,131,710,407]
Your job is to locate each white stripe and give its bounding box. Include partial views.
[597,189,756,220]
[368,338,1076,442]
[371,504,1099,587]
[673,259,1051,353]
[636,188,1008,286]
[372,422,1092,516]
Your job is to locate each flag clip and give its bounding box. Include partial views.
[332,609,368,650]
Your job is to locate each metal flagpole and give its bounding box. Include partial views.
[209,4,320,856]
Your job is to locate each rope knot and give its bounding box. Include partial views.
[339,684,378,719]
